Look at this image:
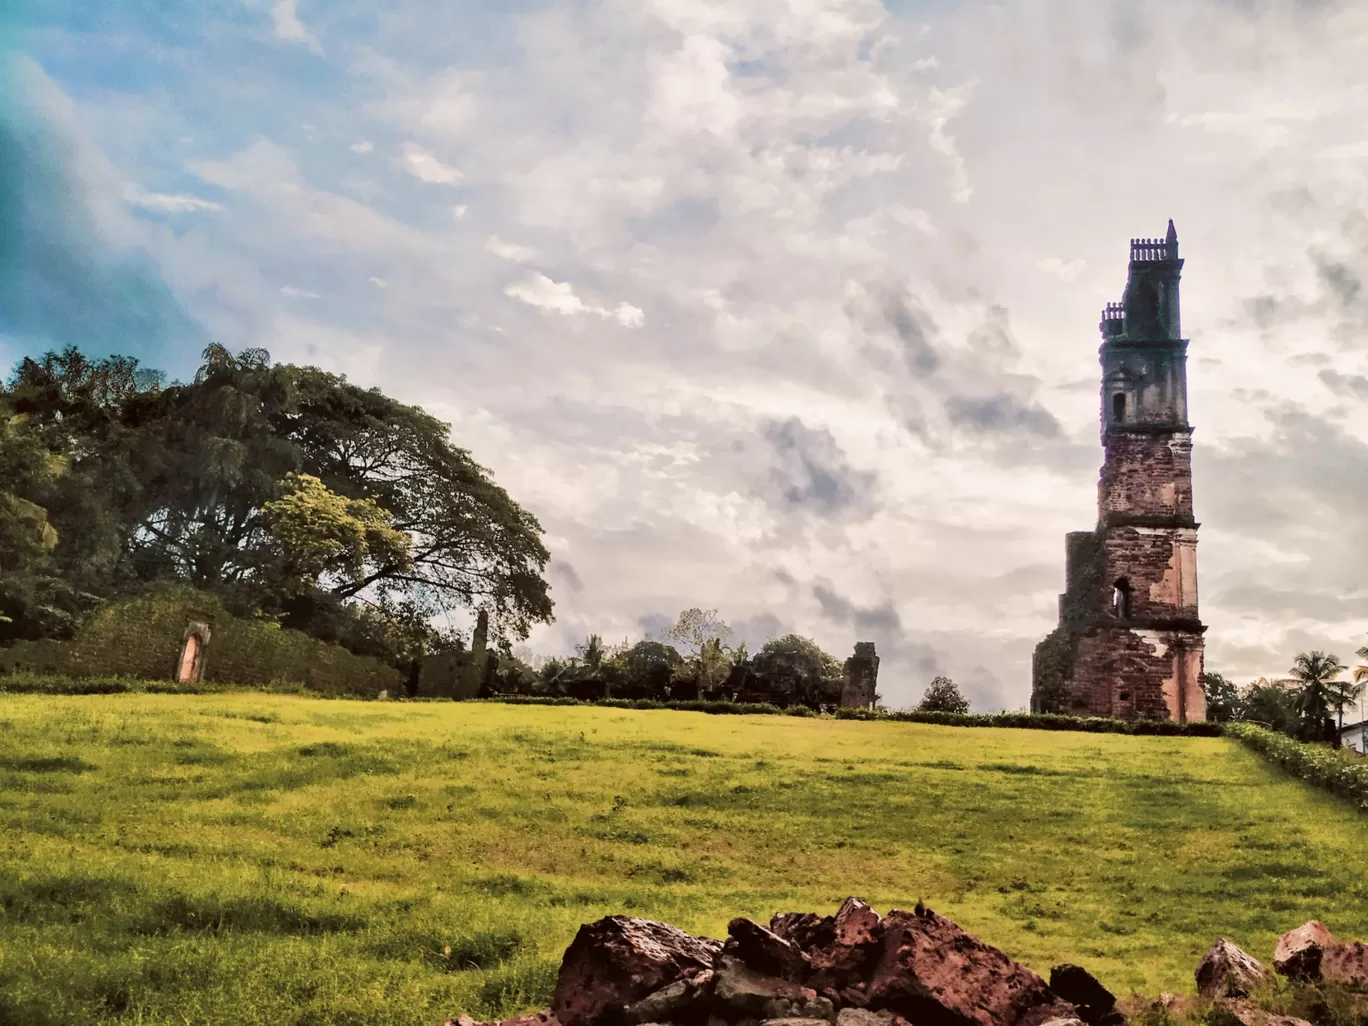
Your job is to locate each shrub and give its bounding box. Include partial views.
[1,586,402,697]
[1226,722,1368,810]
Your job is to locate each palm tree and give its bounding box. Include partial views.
[1289,651,1347,743]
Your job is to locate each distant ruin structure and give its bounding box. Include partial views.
[1031,221,1207,722]
[840,642,880,709]
[175,622,211,683]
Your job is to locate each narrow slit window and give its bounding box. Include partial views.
[1113,579,1131,620]
[1112,392,1126,422]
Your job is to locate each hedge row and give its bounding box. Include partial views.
[1226,722,1368,810]
[834,707,1226,736]
[0,587,403,696]
[0,672,327,697]
[475,694,1226,734]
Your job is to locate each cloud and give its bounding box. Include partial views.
[279,286,319,298]
[125,189,223,213]
[270,0,323,55]
[350,140,373,154]
[399,143,462,184]
[812,582,903,634]
[1037,257,1085,281]
[504,273,644,327]
[761,418,876,516]
[945,393,1062,438]
[485,236,538,263]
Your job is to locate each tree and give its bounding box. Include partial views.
[744,634,842,707]
[0,344,555,665]
[605,639,681,699]
[260,473,412,593]
[1288,651,1346,742]
[666,608,734,693]
[1199,672,1243,723]
[1243,677,1300,735]
[919,676,970,714]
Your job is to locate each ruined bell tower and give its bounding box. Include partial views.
[1031,221,1207,722]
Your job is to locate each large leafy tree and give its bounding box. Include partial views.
[1199,672,1243,723]
[0,344,554,660]
[1288,651,1346,743]
[919,675,971,714]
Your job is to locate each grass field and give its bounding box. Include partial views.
[2,695,1367,1026]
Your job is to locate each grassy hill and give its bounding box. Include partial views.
[1,694,1366,1026]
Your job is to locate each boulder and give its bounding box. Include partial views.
[867,905,1078,1026]
[1274,922,1336,981]
[1320,940,1368,988]
[726,918,811,981]
[552,916,723,1026]
[806,899,885,996]
[1217,999,1313,1026]
[834,898,882,948]
[760,1020,831,1026]
[1048,964,1116,1024]
[447,1015,560,1026]
[771,912,838,952]
[836,1009,912,1026]
[714,956,826,1018]
[626,971,714,1025]
[1195,939,1270,999]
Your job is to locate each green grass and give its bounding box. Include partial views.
[1,695,1367,1025]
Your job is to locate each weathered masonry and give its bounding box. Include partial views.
[1031,221,1207,722]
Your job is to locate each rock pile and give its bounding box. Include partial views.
[446,902,1368,1026]
[448,897,1111,1026]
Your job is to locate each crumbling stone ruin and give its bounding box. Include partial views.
[1032,221,1206,722]
[448,899,1368,1026]
[839,643,879,709]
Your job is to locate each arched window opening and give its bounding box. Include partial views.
[1112,392,1126,423]
[1113,578,1131,620]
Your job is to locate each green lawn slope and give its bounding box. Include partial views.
[1,695,1366,1026]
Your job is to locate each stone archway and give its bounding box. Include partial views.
[175,622,212,683]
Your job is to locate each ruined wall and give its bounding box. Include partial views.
[1067,628,1204,720]
[1100,526,1200,623]
[1097,432,1193,523]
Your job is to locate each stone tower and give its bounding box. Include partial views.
[1031,221,1207,722]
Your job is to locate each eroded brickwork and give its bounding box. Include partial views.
[1032,221,1207,722]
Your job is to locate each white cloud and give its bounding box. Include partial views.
[1036,257,1085,282]
[279,285,319,298]
[485,235,538,263]
[399,142,462,184]
[452,205,468,219]
[369,276,388,288]
[504,273,643,328]
[124,189,223,213]
[270,0,322,54]
[350,140,373,154]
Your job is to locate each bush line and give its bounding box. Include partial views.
[1226,722,1368,810]
[476,695,1226,734]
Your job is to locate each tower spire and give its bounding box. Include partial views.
[1165,219,1177,244]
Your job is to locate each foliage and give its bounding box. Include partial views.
[2,696,1367,1025]
[1198,672,1242,723]
[665,608,734,693]
[1,344,554,664]
[1242,677,1301,735]
[603,639,682,699]
[1288,651,1346,743]
[743,633,842,707]
[1227,722,1368,811]
[259,472,412,593]
[918,675,971,714]
[1,587,401,695]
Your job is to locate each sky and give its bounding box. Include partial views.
[3,0,1368,710]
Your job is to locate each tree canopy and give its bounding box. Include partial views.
[0,344,554,662]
